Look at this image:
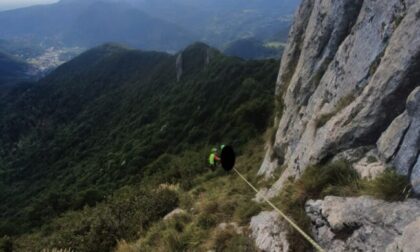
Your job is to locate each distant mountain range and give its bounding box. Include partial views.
[224,38,284,60]
[0,0,300,52]
[0,0,194,52]
[129,0,300,46]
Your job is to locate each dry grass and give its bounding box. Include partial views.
[115,240,137,252]
[361,169,411,201]
[42,249,75,252]
[206,226,257,252]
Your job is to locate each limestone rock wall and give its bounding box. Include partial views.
[261,0,420,193]
[253,1,420,250]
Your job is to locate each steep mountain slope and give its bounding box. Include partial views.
[0,42,278,249]
[254,0,420,251]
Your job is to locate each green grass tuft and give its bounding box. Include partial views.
[197,213,218,230]
[208,227,257,252]
[234,201,262,225]
[361,169,411,201]
[269,161,361,251]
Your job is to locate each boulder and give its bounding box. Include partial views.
[250,211,289,252]
[163,208,186,221]
[305,196,420,251]
[352,156,386,179]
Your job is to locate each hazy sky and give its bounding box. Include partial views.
[0,0,58,10]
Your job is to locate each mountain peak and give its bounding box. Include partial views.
[94,43,132,53]
[175,42,220,80]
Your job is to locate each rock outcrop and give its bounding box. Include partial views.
[176,53,183,81]
[250,211,289,252]
[378,86,420,192]
[305,196,420,251]
[163,208,186,221]
[352,152,386,179]
[175,42,217,81]
[253,0,420,250]
[260,0,420,194]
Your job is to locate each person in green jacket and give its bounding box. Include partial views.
[208,147,221,169]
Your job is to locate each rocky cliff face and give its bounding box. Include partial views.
[253,0,420,250]
[260,0,420,194]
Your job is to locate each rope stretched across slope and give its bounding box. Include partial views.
[233,168,325,252]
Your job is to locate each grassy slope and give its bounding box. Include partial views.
[123,138,270,252]
[16,136,268,251]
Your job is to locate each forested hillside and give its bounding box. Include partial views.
[0,42,278,250]
[0,51,34,85]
